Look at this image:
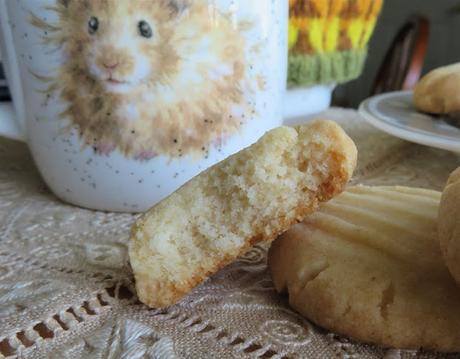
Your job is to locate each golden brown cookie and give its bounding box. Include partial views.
[269,186,460,352]
[439,167,460,286]
[129,120,357,308]
[414,63,460,116]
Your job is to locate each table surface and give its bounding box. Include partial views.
[0,108,459,359]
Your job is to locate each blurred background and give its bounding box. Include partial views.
[333,0,460,108]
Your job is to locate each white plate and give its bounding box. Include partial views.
[359,91,460,153]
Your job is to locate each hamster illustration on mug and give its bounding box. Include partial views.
[31,0,262,160]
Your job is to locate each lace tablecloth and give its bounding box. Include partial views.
[0,108,459,359]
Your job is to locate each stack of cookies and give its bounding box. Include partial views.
[128,120,460,353]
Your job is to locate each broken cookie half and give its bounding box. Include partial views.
[129,120,357,308]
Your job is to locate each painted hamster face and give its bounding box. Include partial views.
[67,1,177,94]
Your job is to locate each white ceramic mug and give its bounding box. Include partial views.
[0,0,328,212]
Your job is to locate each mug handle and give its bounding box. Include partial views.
[0,1,26,142]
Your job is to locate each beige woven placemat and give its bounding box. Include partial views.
[0,108,459,359]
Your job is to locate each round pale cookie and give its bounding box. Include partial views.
[414,62,460,116]
[268,186,460,352]
[439,167,460,286]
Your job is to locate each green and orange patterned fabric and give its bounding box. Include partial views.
[288,0,383,87]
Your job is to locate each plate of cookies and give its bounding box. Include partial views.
[359,64,460,154]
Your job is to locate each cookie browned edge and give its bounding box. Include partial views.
[439,167,460,285]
